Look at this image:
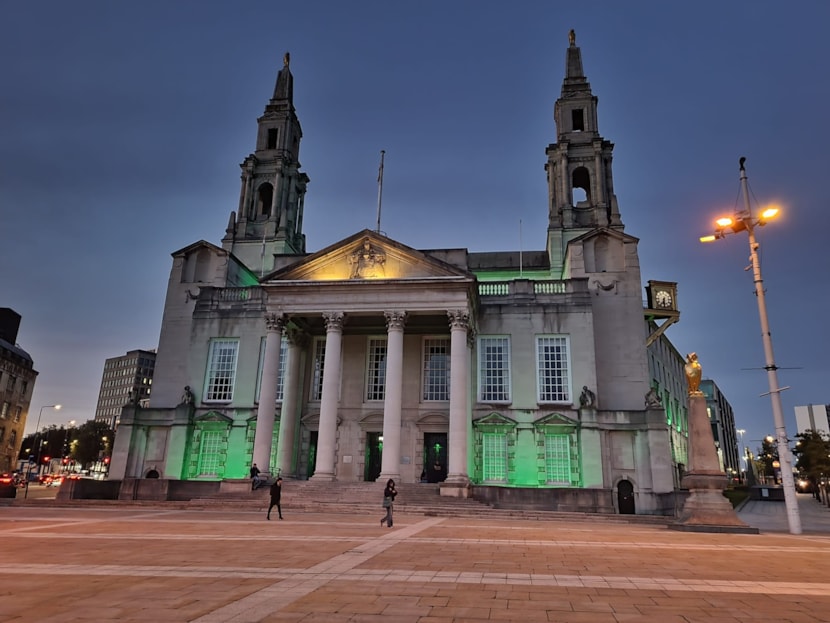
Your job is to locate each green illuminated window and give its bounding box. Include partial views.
[197,430,223,476]
[545,434,572,484]
[482,432,507,482]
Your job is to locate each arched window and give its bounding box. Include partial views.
[257,183,273,218]
[571,167,591,206]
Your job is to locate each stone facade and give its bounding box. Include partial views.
[111,36,683,515]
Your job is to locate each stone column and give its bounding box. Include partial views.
[445,310,471,488]
[276,328,305,477]
[253,313,285,475]
[312,312,345,481]
[379,311,407,481]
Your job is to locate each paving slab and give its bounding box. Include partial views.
[1,503,829,622]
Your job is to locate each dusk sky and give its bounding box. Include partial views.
[2,1,828,457]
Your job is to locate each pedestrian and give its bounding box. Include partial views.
[250,463,261,490]
[267,477,283,520]
[380,479,397,527]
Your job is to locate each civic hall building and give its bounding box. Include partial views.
[110,35,685,515]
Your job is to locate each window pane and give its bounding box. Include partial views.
[536,336,570,402]
[545,434,572,484]
[478,337,510,402]
[198,430,223,476]
[423,338,450,401]
[366,338,387,401]
[205,339,239,402]
[311,339,326,400]
[482,432,507,481]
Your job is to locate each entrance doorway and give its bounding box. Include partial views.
[423,433,448,483]
[364,432,383,481]
[306,431,318,479]
[617,479,635,514]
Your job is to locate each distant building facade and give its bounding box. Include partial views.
[794,404,830,437]
[111,36,687,514]
[94,349,156,429]
[0,308,38,472]
[700,379,739,479]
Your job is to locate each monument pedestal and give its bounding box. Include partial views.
[672,389,758,534]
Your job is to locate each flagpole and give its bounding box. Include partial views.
[376,150,385,234]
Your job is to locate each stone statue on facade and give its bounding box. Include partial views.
[645,387,662,409]
[569,29,576,46]
[348,239,386,279]
[684,353,702,396]
[579,385,596,408]
[181,385,195,406]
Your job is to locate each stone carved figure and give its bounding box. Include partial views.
[348,239,386,279]
[181,385,195,405]
[684,353,703,395]
[283,52,290,67]
[569,29,576,46]
[645,387,662,409]
[579,385,596,408]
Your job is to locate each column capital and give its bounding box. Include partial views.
[322,311,346,332]
[447,309,470,330]
[265,313,286,332]
[384,311,407,331]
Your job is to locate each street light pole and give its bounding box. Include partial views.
[738,159,801,534]
[25,404,61,499]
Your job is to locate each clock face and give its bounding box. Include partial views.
[654,290,673,309]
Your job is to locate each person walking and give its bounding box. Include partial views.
[267,477,283,520]
[380,479,397,527]
[250,463,261,490]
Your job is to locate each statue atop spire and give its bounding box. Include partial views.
[569,29,576,46]
[283,51,290,67]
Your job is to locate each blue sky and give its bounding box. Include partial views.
[2,1,828,456]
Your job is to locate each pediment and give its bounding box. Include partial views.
[263,230,472,283]
[473,412,517,428]
[534,412,578,429]
[567,227,639,245]
[194,410,233,424]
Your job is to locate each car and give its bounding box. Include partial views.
[796,479,811,493]
[0,473,17,498]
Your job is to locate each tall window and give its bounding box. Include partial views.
[9,429,16,446]
[482,432,507,482]
[311,338,326,400]
[536,335,571,403]
[204,339,239,402]
[478,337,511,403]
[423,337,450,401]
[197,430,223,476]
[366,338,387,401]
[256,336,288,402]
[0,402,8,419]
[545,434,572,484]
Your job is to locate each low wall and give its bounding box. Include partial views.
[56,479,121,501]
[472,486,616,514]
[749,485,786,501]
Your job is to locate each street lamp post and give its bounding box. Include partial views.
[699,157,802,535]
[24,404,61,498]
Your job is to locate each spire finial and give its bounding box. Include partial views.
[569,29,576,46]
[283,52,290,67]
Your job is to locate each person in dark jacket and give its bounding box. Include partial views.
[250,463,261,490]
[267,477,283,520]
[380,479,397,527]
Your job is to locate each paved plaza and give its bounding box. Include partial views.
[1,495,830,622]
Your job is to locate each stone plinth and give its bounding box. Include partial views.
[673,393,758,533]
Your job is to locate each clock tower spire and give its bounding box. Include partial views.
[545,31,623,276]
[222,52,309,275]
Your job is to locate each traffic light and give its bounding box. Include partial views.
[62,457,69,465]
[43,456,50,463]
[103,457,110,465]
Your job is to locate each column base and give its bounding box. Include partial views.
[674,486,755,532]
[440,477,471,498]
[378,472,401,483]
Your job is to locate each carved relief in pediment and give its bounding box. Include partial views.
[348,239,386,279]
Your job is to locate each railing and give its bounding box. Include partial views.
[478,280,568,297]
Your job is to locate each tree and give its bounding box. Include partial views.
[70,420,115,468]
[792,429,830,499]
[755,436,779,484]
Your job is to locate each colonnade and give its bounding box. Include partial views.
[253,309,472,483]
